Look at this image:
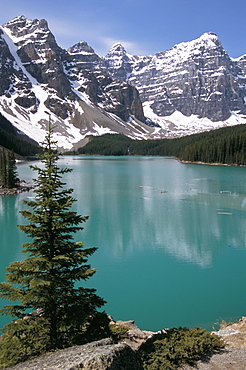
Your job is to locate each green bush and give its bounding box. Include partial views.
[0,317,50,368]
[138,327,225,370]
[109,323,131,341]
[0,312,111,368]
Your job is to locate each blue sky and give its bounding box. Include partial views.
[0,0,245,57]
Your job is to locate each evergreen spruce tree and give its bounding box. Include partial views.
[0,149,7,188]
[0,149,19,188]
[0,124,106,366]
[6,150,19,188]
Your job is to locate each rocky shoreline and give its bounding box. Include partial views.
[180,317,246,370]
[6,317,246,369]
[0,182,35,196]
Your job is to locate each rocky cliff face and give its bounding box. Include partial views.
[65,41,145,122]
[0,16,152,149]
[0,16,246,149]
[104,33,246,125]
[2,16,73,118]
[0,26,39,111]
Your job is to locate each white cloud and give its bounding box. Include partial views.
[46,17,83,44]
[48,17,148,56]
[0,9,149,57]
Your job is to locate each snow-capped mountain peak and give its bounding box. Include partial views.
[0,16,152,149]
[0,16,246,150]
[3,16,50,48]
[107,42,127,55]
[184,32,221,49]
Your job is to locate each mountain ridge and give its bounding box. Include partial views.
[0,16,246,149]
[104,31,246,122]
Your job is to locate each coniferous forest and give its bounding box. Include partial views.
[0,115,40,189]
[77,124,246,165]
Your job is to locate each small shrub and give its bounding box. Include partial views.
[138,327,225,370]
[109,323,131,341]
[0,317,50,368]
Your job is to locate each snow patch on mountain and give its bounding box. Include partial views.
[1,17,246,149]
[143,101,246,137]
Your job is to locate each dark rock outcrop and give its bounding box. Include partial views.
[65,42,145,122]
[4,16,71,99]
[0,27,38,112]
[101,80,145,122]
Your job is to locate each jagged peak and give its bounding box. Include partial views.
[174,32,221,51]
[68,41,95,54]
[106,42,127,56]
[157,31,224,61]
[3,15,28,25]
[3,16,49,35]
[199,31,219,39]
[4,15,35,27]
[195,32,221,46]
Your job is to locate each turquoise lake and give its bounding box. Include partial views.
[1,156,246,332]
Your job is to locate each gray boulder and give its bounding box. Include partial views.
[8,338,143,370]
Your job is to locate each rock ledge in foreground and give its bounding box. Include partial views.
[8,338,143,370]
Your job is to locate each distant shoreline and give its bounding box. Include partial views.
[77,153,246,166]
[179,159,246,167]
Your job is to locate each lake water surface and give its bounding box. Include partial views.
[1,156,246,332]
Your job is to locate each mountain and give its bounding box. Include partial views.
[104,33,246,136]
[0,16,156,149]
[0,16,246,149]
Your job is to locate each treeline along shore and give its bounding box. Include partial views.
[1,107,246,166]
[76,124,246,166]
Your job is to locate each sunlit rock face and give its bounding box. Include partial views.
[0,16,246,149]
[104,33,246,122]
